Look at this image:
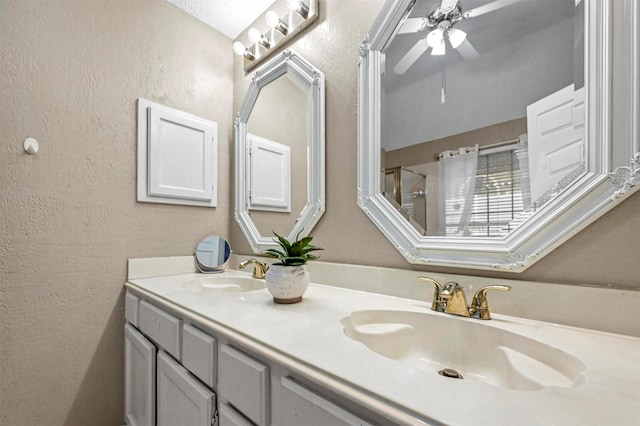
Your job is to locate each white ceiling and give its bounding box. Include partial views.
[166,0,278,39]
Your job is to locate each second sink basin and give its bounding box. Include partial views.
[341,309,586,391]
[182,276,266,294]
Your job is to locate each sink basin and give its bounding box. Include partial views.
[182,276,266,294]
[341,309,586,391]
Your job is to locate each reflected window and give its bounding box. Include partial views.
[469,146,530,237]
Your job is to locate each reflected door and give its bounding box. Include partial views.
[527,84,586,201]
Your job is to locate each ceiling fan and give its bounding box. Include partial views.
[393,0,526,75]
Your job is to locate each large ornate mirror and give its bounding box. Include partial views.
[358,0,638,271]
[235,50,325,252]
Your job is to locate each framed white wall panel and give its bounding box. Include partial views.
[248,134,291,212]
[137,98,218,207]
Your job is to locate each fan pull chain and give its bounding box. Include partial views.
[440,58,446,103]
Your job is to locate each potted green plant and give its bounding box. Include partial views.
[262,231,323,304]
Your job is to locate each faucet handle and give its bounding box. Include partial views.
[417,276,443,311]
[470,285,511,320]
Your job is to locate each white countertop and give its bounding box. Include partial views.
[126,269,640,426]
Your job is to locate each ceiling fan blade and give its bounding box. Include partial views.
[456,39,480,60]
[393,37,430,75]
[464,0,524,19]
[397,17,427,34]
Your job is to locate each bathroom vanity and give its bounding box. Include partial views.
[124,257,640,426]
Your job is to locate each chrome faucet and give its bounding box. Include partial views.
[238,259,269,279]
[418,276,510,320]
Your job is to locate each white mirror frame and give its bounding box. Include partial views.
[357,0,639,272]
[235,50,325,252]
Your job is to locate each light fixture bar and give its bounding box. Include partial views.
[233,0,319,72]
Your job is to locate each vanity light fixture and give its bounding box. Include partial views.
[233,0,318,72]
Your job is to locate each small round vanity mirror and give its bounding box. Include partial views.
[194,236,232,273]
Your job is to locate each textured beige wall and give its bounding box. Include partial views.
[0,0,233,424]
[230,0,640,289]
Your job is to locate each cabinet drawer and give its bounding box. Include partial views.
[139,300,181,360]
[219,404,254,426]
[279,376,373,425]
[218,344,269,426]
[182,324,217,388]
[125,291,140,326]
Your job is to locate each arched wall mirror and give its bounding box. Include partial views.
[358,0,638,271]
[235,49,325,252]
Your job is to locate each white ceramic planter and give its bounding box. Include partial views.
[265,264,310,304]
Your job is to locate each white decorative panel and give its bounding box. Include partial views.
[137,98,218,207]
[248,134,291,212]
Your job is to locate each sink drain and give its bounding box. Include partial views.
[438,368,463,379]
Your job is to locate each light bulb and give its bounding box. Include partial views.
[266,10,288,35]
[426,28,444,48]
[265,11,279,28]
[233,41,246,56]
[248,28,262,44]
[286,0,301,11]
[448,28,467,48]
[232,41,254,60]
[286,0,309,18]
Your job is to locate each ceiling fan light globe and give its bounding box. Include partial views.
[431,40,446,55]
[426,28,444,48]
[448,28,467,48]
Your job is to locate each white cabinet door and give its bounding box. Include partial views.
[157,351,216,426]
[124,324,156,426]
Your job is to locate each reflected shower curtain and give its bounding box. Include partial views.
[438,148,479,236]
